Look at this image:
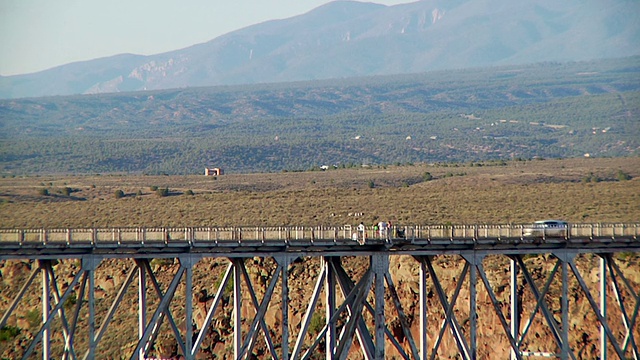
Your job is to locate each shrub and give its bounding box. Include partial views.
[309,313,325,335]
[185,189,194,196]
[0,325,21,342]
[63,293,77,311]
[423,172,433,181]
[61,187,72,196]
[368,180,375,189]
[114,190,125,199]
[583,172,601,183]
[25,309,40,328]
[38,188,49,196]
[156,188,169,197]
[149,185,158,191]
[617,170,632,181]
[150,258,174,268]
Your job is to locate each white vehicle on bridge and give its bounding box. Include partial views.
[523,220,569,238]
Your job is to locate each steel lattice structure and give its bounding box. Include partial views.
[0,223,638,360]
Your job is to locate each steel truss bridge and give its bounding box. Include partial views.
[0,223,638,360]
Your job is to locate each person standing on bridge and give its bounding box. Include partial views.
[378,221,387,238]
[358,222,366,245]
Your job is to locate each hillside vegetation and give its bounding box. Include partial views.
[1,57,639,175]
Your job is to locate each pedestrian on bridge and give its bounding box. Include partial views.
[358,222,366,245]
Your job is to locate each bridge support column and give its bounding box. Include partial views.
[84,256,99,360]
[510,256,519,360]
[372,254,388,359]
[555,251,572,360]
[462,253,482,360]
[40,260,50,360]
[324,256,336,360]
[138,260,146,360]
[419,256,428,360]
[232,258,243,359]
[470,255,477,360]
[277,255,291,360]
[180,256,196,360]
[600,254,608,360]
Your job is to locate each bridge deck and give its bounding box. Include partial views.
[1,223,638,258]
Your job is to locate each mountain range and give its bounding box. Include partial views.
[1,0,639,99]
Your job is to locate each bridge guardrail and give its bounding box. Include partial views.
[0,223,637,248]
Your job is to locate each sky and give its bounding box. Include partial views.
[0,0,413,76]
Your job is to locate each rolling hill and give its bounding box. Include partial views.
[1,57,639,175]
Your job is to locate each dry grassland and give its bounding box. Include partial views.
[1,157,639,228]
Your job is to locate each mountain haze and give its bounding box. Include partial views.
[1,0,639,99]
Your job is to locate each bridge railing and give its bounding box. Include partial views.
[0,223,638,247]
[402,224,527,240]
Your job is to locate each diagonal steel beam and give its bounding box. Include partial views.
[238,259,281,360]
[67,271,88,360]
[326,257,406,359]
[475,260,523,360]
[517,256,575,360]
[191,262,233,357]
[426,257,470,360]
[384,272,420,360]
[21,264,85,360]
[330,257,375,359]
[91,264,137,346]
[129,266,185,360]
[0,264,39,329]
[568,258,626,358]
[45,264,77,360]
[300,267,370,360]
[291,260,326,359]
[605,254,639,358]
[336,268,373,360]
[608,255,640,358]
[142,259,186,356]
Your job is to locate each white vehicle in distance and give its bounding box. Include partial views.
[523,220,569,238]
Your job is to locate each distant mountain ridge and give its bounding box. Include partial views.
[1,0,639,99]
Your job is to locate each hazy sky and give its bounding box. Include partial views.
[0,0,413,76]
